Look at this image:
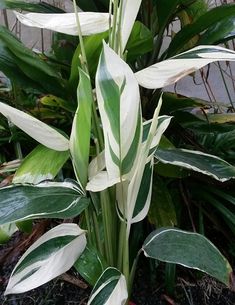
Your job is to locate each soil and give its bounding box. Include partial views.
[1,225,235,305]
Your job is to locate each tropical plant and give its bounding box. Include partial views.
[1,0,235,304]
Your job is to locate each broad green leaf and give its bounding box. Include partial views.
[182,0,208,21]
[13,145,69,184]
[0,181,89,225]
[0,102,69,151]
[70,69,92,187]
[155,0,181,31]
[135,45,235,89]
[142,228,232,286]
[120,0,142,53]
[74,245,108,286]
[88,267,128,305]
[0,0,64,12]
[155,148,235,182]
[15,11,110,36]
[5,223,86,295]
[167,4,235,56]
[148,177,177,227]
[0,223,18,244]
[96,42,142,181]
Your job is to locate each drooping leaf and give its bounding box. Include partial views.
[96,42,142,182]
[135,45,235,89]
[0,181,89,225]
[155,148,235,182]
[15,11,111,36]
[88,267,128,305]
[5,223,87,295]
[13,145,69,184]
[143,228,232,286]
[0,102,69,151]
[74,245,108,286]
[70,69,92,187]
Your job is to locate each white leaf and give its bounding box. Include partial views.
[86,171,121,192]
[5,224,86,295]
[0,102,69,151]
[135,45,235,89]
[120,0,142,53]
[15,11,110,36]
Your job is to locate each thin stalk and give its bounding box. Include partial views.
[217,61,235,111]
[110,0,119,51]
[92,211,104,255]
[129,250,141,294]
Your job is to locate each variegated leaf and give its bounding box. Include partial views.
[120,0,142,53]
[15,11,110,36]
[96,42,142,181]
[5,224,86,295]
[135,45,235,89]
[0,181,89,225]
[70,69,92,187]
[0,102,69,151]
[88,267,128,305]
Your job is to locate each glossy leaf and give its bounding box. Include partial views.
[155,148,235,182]
[88,267,128,305]
[96,42,142,182]
[15,11,110,36]
[70,69,92,187]
[142,228,232,286]
[5,224,86,295]
[0,102,69,151]
[74,245,108,286]
[167,4,235,56]
[0,181,89,225]
[13,145,69,184]
[136,45,235,89]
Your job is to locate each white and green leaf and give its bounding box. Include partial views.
[135,45,235,89]
[5,223,87,295]
[15,11,110,36]
[155,148,235,182]
[0,181,89,225]
[13,145,69,184]
[96,42,142,181]
[88,267,128,305]
[142,228,232,286]
[70,69,92,188]
[0,102,69,151]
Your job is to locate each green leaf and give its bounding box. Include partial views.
[156,0,181,30]
[148,177,177,227]
[70,69,92,187]
[126,21,153,61]
[0,223,18,244]
[74,245,108,286]
[167,4,235,56]
[143,228,232,286]
[88,267,128,305]
[0,0,64,12]
[5,224,86,295]
[13,145,69,184]
[0,181,89,225]
[155,148,235,182]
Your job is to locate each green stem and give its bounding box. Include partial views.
[92,211,104,255]
[129,249,141,294]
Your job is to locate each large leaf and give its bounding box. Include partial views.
[155,148,235,182]
[5,223,86,295]
[96,42,142,181]
[0,0,64,12]
[142,228,232,286]
[15,11,110,36]
[74,245,108,286]
[0,102,69,151]
[70,69,92,187]
[167,4,235,56]
[135,45,235,89]
[0,181,89,225]
[120,0,142,53]
[13,145,69,184]
[88,267,128,305]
